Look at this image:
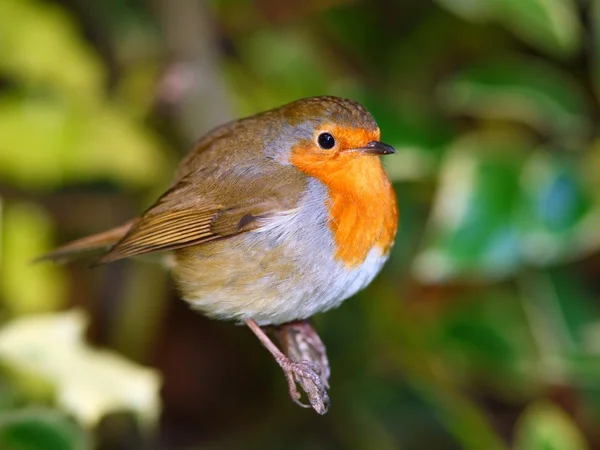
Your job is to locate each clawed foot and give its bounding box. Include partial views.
[244,318,331,414]
[275,356,329,413]
[274,320,330,387]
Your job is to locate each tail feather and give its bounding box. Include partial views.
[36,221,135,263]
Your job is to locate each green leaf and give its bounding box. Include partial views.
[413,132,525,282]
[516,268,600,384]
[435,0,494,21]
[546,269,598,352]
[517,153,598,265]
[434,290,539,394]
[0,96,77,188]
[515,401,589,450]
[227,26,340,113]
[0,202,67,316]
[439,59,590,142]
[436,0,581,58]
[0,408,90,450]
[0,0,105,105]
[73,105,169,187]
[492,0,581,58]
[0,95,168,189]
[414,137,600,282]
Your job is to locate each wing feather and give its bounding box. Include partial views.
[99,209,222,263]
[97,159,307,263]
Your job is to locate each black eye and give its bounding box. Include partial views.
[317,132,335,150]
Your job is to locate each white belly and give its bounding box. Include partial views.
[257,245,389,325]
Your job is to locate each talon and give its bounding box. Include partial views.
[292,397,312,409]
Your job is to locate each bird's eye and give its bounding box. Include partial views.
[317,132,336,150]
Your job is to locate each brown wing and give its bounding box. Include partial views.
[98,165,307,263]
[98,205,268,263]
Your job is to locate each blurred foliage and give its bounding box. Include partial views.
[1,0,600,449]
[0,408,90,450]
[0,0,168,189]
[0,310,160,427]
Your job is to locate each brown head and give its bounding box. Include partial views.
[264,96,395,172]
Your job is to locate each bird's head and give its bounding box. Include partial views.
[267,96,395,191]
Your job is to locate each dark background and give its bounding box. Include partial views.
[1,0,600,449]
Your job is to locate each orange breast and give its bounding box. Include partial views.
[291,145,398,268]
[326,158,397,267]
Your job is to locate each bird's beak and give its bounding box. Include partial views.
[347,141,396,156]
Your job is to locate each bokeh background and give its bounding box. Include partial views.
[1,0,600,449]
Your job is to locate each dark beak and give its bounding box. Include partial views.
[351,141,396,156]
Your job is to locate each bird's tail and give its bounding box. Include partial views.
[37,221,134,263]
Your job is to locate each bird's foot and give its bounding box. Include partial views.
[244,318,330,414]
[274,355,329,413]
[274,320,330,387]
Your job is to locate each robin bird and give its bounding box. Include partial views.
[43,96,398,411]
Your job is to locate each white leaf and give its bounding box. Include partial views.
[0,309,161,427]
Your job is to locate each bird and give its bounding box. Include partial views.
[42,96,398,410]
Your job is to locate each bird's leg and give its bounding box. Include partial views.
[244,319,328,413]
